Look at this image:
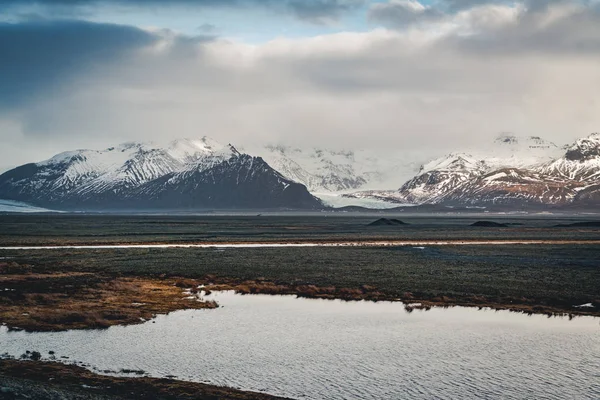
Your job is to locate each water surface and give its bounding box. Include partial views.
[3,292,599,399]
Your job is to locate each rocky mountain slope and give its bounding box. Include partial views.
[352,133,599,207]
[124,153,321,210]
[1,133,597,211]
[0,139,322,210]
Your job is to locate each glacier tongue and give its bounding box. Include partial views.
[243,144,424,193]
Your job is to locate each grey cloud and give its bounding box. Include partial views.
[1,1,599,163]
[369,0,445,27]
[0,20,216,114]
[0,20,155,111]
[287,0,365,22]
[197,23,217,33]
[370,0,600,54]
[440,0,566,12]
[0,0,364,22]
[451,2,600,54]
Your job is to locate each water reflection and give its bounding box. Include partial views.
[3,292,599,400]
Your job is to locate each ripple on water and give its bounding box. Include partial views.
[2,292,599,400]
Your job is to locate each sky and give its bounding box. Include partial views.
[1,0,600,170]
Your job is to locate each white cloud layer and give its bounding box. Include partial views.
[1,0,600,170]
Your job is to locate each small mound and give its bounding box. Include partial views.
[554,221,600,228]
[470,221,508,228]
[368,218,408,226]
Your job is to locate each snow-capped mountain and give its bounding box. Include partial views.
[484,134,561,169]
[395,153,487,204]
[1,132,597,211]
[536,133,600,182]
[0,138,322,210]
[352,133,599,207]
[0,138,232,203]
[438,168,582,206]
[124,153,321,209]
[244,145,423,193]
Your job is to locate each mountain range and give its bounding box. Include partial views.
[347,133,600,208]
[0,138,322,210]
[0,133,598,211]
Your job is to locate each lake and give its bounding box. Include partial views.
[2,291,599,399]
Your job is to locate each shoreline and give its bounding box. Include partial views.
[2,271,597,333]
[0,274,216,332]
[2,238,600,250]
[202,278,600,318]
[0,359,290,400]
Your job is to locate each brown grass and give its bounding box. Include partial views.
[0,274,216,332]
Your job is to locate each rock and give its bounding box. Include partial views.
[470,221,508,227]
[368,218,408,226]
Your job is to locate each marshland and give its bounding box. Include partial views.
[1,213,599,399]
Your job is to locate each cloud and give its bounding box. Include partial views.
[370,0,600,54]
[0,1,599,169]
[0,20,156,110]
[0,0,365,23]
[287,0,365,23]
[452,1,600,55]
[197,23,217,33]
[369,0,445,27]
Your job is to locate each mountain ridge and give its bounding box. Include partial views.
[355,133,599,207]
[0,140,322,210]
[0,133,598,211]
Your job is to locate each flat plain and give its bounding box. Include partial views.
[1,213,599,324]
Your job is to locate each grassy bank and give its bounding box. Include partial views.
[2,243,598,321]
[0,266,216,331]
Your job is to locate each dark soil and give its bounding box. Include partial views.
[554,221,600,228]
[471,221,508,227]
[0,360,290,399]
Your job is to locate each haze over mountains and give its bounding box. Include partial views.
[0,133,598,211]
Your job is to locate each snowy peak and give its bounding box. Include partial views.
[0,137,321,210]
[249,144,422,193]
[0,137,238,204]
[227,144,242,157]
[252,145,367,192]
[485,133,561,169]
[536,133,600,182]
[419,153,485,174]
[355,132,599,207]
[164,137,224,162]
[564,132,600,161]
[123,153,323,210]
[397,153,485,205]
[493,133,557,150]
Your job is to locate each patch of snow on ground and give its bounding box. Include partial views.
[0,199,56,213]
[315,193,408,209]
